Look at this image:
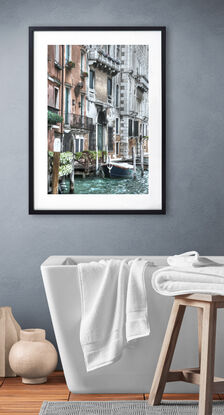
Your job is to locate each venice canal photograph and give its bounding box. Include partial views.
[48,44,149,195]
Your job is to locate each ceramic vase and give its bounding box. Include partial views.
[9,329,58,384]
[0,306,21,377]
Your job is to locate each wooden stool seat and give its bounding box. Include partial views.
[148,294,224,415]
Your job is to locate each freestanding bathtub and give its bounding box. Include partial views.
[41,255,224,394]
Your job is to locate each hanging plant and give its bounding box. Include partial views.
[48,111,63,125]
[59,164,73,177]
[60,152,73,165]
[66,61,75,69]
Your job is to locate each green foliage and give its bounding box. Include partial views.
[74,152,83,161]
[60,152,73,165]
[48,111,63,125]
[48,151,73,177]
[59,164,72,177]
[66,61,75,69]
[87,151,97,161]
[74,150,105,162]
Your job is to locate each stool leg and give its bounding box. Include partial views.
[198,303,217,415]
[148,300,186,405]
[197,307,203,367]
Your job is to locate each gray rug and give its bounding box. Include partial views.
[39,400,224,414]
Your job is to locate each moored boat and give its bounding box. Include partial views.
[101,161,134,178]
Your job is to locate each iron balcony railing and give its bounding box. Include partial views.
[64,113,94,131]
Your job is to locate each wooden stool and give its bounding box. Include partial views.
[148,294,224,415]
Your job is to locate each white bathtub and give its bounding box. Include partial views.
[41,255,224,394]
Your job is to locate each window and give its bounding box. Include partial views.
[134,120,138,136]
[65,45,71,63]
[54,87,59,109]
[107,78,112,97]
[75,137,84,152]
[65,87,70,124]
[81,52,84,73]
[116,45,120,60]
[80,95,84,117]
[116,142,120,155]
[75,139,79,153]
[108,127,113,151]
[55,45,59,62]
[116,85,119,107]
[128,119,133,136]
[89,128,96,151]
[89,70,95,89]
[115,118,119,134]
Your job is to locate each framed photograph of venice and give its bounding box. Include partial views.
[29,26,166,214]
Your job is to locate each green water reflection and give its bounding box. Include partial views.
[74,168,149,194]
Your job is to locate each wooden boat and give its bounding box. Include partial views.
[101,161,134,178]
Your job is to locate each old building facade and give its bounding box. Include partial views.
[86,45,121,164]
[119,45,149,158]
[47,45,93,154]
[47,44,149,175]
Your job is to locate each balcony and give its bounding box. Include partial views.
[88,48,120,76]
[64,113,94,131]
[136,74,149,92]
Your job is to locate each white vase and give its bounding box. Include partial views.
[0,306,21,377]
[9,329,58,384]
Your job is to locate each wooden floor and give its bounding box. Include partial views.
[0,371,223,415]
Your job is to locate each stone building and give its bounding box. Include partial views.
[119,45,149,158]
[48,44,149,161]
[86,45,121,163]
[85,44,149,160]
[47,45,93,153]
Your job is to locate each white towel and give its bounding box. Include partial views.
[78,258,151,372]
[167,251,218,267]
[152,252,224,296]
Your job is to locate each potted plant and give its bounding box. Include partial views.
[66,61,75,69]
[81,71,88,78]
[48,111,63,125]
[54,60,62,70]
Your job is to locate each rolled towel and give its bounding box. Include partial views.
[167,251,219,268]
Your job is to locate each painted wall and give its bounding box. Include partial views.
[0,0,224,392]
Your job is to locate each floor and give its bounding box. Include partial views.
[0,371,223,415]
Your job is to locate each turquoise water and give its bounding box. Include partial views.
[74,167,149,194]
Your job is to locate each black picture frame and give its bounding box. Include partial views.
[29,26,166,214]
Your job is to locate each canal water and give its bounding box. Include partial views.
[74,167,149,194]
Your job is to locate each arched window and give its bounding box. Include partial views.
[116,85,119,107]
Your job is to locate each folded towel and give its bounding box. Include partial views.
[78,258,151,372]
[167,251,218,267]
[152,253,224,296]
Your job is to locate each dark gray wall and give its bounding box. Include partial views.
[1,0,224,387]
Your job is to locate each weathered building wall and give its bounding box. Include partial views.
[94,68,108,103]
[64,45,87,118]
[119,45,149,157]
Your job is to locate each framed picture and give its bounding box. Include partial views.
[29,26,166,214]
